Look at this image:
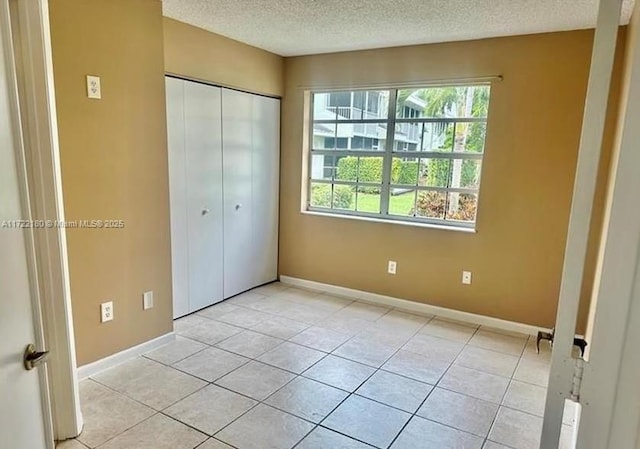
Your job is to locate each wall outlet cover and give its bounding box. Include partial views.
[388,260,397,275]
[86,75,101,99]
[143,291,154,310]
[101,301,113,323]
[462,271,472,285]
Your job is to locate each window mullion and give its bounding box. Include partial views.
[380,89,397,216]
[307,93,315,208]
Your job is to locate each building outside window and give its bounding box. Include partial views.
[307,85,490,228]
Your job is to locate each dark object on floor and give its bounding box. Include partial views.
[536,328,588,356]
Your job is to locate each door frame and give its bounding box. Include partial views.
[5,0,81,442]
[539,0,623,446]
[577,5,640,446]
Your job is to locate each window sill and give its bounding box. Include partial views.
[300,210,477,233]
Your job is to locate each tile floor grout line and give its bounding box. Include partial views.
[278,298,524,446]
[154,412,214,444]
[308,301,522,447]
[388,353,481,447]
[312,424,382,448]
[384,386,437,449]
[388,355,521,448]
[305,312,419,447]
[158,329,518,445]
[177,314,339,388]
[93,343,280,435]
[142,342,212,367]
[483,333,534,449]
[167,326,338,443]
[289,425,319,449]
[77,282,549,449]
[206,343,365,446]
[86,411,161,449]
[88,356,217,414]
[176,325,245,347]
[311,307,436,449]
[176,356,253,385]
[84,374,203,416]
[312,367,386,447]
[207,398,263,443]
[416,331,514,442]
[193,438,240,449]
[83,285,284,447]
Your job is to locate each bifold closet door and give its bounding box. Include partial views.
[252,95,280,286]
[184,81,224,312]
[166,77,224,318]
[184,81,224,311]
[222,89,255,298]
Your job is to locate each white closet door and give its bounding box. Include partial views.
[165,77,190,318]
[222,89,254,298]
[252,95,280,286]
[184,81,224,312]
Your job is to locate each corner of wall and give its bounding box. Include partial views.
[162,17,284,97]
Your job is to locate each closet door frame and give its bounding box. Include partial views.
[166,75,281,312]
[165,77,189,318]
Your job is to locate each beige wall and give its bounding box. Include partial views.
[163,17,283,97]
[49,0,173,365]
[47,0,626,364]
[280,29,625,330]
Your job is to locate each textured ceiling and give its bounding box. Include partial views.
[162,0,636,56]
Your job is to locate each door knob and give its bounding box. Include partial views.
[24,344,49,370]
[235,204,242,211]
[201,208,210,216]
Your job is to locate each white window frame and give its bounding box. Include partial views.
[305,85,490,230]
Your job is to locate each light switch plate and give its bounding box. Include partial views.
[462,271,472,285]
[101,301,113,322]
[143,291,154,310]
[86,75,101,99]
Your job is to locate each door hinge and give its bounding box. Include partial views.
[570,357,585,402]
[536,329,588,356]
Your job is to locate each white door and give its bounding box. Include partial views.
[223,89,254,298]
[540,0,624,447]
[0,3,49,446]
[572,2,640,446]
[251,95,280,286]
[166,77,224,317]
[184,81,224,311]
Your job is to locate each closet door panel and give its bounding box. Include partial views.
[222,89,254,298]
[185,81,224,311]
[165,78,189,319]
[252,96,280,286]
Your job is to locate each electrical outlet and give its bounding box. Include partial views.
[388,260,397,275]
[86,75,101,99]
[101,301,113,322]
[143,291,154,310]
[462,271,472,285]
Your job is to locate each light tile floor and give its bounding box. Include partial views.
[57,282,577,449]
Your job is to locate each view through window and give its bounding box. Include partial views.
[307,85,490,228]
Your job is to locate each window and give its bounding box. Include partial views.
[307,85,491,228]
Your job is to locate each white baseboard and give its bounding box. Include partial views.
[279,275,550,336]
[77,332,175,380]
